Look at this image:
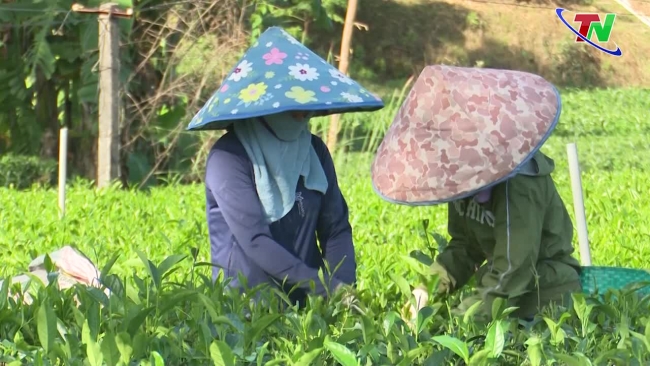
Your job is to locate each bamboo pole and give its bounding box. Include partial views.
[326,0,359,153]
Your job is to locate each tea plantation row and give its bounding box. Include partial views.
[0,88,649,365]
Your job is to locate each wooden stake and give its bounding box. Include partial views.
[326,0,359,153]
[72,3,133,188]
[97,3,121,188]
[71,3,133,18]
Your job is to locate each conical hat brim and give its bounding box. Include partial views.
[187,27,384,131]
[371,65,561,206]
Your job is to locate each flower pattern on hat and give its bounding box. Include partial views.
[187,27,384,131]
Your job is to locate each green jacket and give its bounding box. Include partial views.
[434,151,582,318]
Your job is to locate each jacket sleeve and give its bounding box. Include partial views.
[314,138,357,286]
[205,146,342,296]
[434,203,486,293]
[479,177,545,310]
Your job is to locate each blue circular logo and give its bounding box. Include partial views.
[555,8,622,57]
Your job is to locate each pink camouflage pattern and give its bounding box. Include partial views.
[371,65,561,205]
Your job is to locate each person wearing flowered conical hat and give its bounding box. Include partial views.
[371,65,582,321]
[187,27,384,307]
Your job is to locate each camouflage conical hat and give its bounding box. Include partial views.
[186,27,384,131]
[371,65,561,206]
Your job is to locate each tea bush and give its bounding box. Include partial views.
[0,154,57,189]
[0,88,649,365]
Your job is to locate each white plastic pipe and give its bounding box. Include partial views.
[58,127,68,219]
[567,142,592,266]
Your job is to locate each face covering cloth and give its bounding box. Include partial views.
[233,111,328,223]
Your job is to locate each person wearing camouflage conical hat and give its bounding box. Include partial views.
[186,27,384,307]
[371,65,582,321]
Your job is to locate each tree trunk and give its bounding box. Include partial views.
[72,103,97,181]
[34,68,59,160]
[326,0,358,153]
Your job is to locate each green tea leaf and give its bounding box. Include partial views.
[86,298,101,340]
[100,252,121,279]
[317,267,327,295]
[324,336,359,366]
[150,351,165,366]
[490,297,506,320]
[645,318,650,348]
[389,273,412,299]
[158,254,187,280]
[100,332,120,366]
[400,255,431,276]
[135,249,160,288]
[337,329,363,344]
[409,249,434,267]
[524,335,543,366]
[210,340,236,366]
[630,330,650,352]
[382,311,399,336]
[415,306,435,334]
[485,320,505,358]
[468,349,492,366]
[573,352,595,366]
[257,341,270,366]
[37,302,57,353]
[593,348,627,365]
[265,360,289,366]
[125,306,156,336]
[398,347,428,365]
[0,277,9,309]
[82,319,103,366]
[431,335,470,363]
[462,299,484,324]
[115,332,133,365]
[294,347,323,366]
[247,314,281,347]
[553,353,585,366]
[157,289,198,315]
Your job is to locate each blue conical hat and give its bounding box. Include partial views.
[186,27,385,131]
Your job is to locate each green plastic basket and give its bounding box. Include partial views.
[580,266,650,296]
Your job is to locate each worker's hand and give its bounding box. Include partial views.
[427,261,455,295]
[333,282,358,308]
[401,261,456,326]
[451,293,483,316]
[450,292,492,323]
[401,286,429,328]
[411,287,430,315]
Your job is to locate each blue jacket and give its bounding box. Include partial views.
[204,131,356,304]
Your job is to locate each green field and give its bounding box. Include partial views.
[1,88,650,364]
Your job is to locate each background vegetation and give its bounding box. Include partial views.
[1,0,648,188]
